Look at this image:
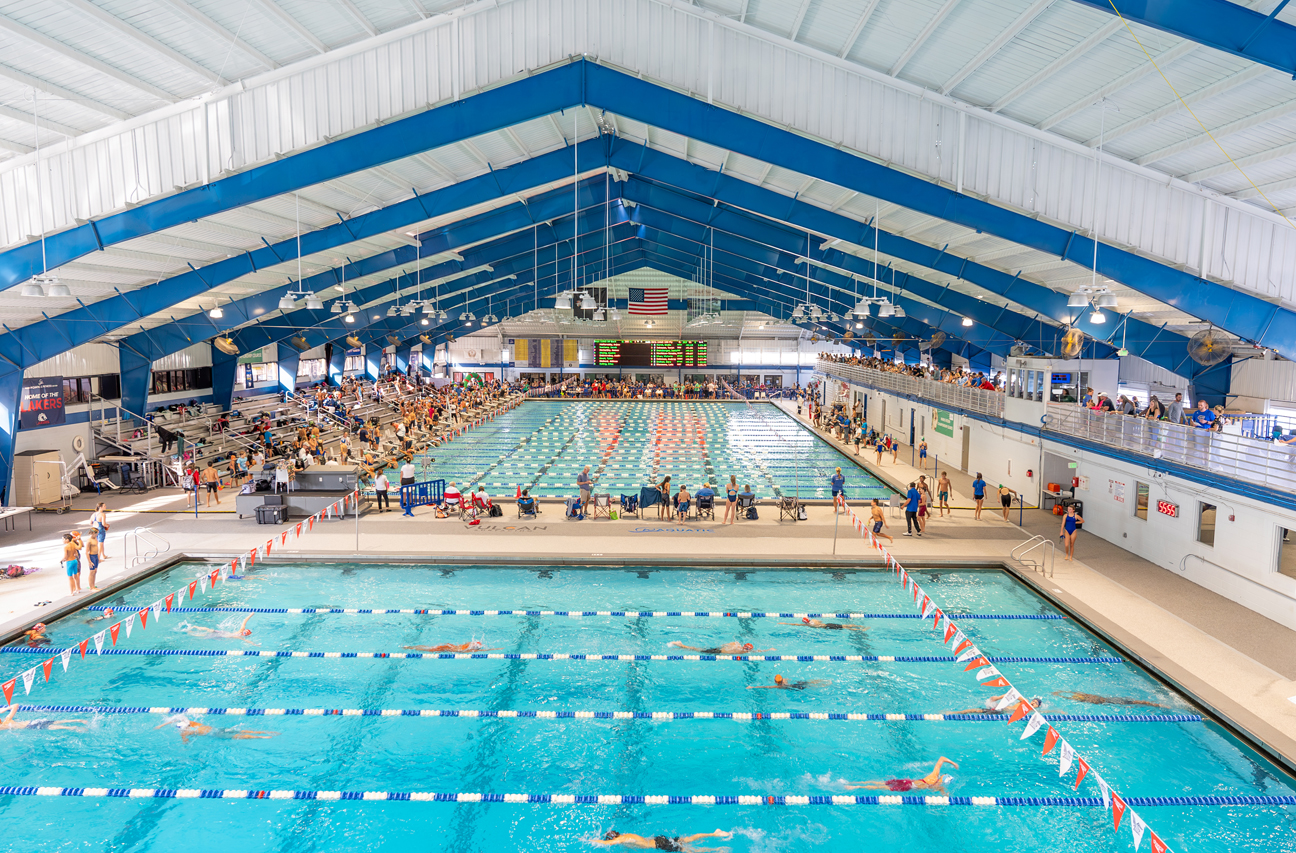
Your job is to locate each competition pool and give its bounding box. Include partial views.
[420,400,892,500]
[1,562,1293,852]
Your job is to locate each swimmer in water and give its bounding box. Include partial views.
[177,614,255,642]
[22,623,50,648]
[0,705,89,732]
[845,757,959,795]
[747,674,831,690]
[401,640,500,652]
[154,714,277,744]
[950,694,1042,715]
[667,641,772,655]
[86,607,115,623]
[594,829,734,851]
[778,617,867,631]
[1052,691,1168,708]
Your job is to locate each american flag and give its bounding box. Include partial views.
[628,287,669,315]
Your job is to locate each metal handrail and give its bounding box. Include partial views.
[125,526,171,568]
[1010,534,1056,579]
[816,360,1005,418]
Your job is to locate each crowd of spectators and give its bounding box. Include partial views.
[818,354,1004,391]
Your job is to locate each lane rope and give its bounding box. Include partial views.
[11,704,1200,723]
[0,788,1287,807]
[85,606,1066,620]
[0,649,1124,664]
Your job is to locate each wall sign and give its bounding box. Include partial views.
[19,377,66,428]
[1108,479,1126,503]
[1156,500,1179,518]
[933,409,954,438]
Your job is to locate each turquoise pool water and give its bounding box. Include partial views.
[421,400,892,500]
[0,563,1293,852]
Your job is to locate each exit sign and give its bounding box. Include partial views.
[1157,500,1178,518]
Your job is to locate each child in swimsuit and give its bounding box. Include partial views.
[846,757,959,795]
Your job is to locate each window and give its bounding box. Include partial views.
[1280,529,1296,580]
[1197,503,1216,547]
[95,374,121,400]
[1134,482,1149,520]
[344,355,364,373]
[150,367,211,395]
[297,359,325,380]
[249,363,277,385]
[61,377,90,405]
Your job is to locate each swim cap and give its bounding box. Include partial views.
[802,617,811,624]
[603,831,620,840]
[104,608,114,617]
[742,643,754,651]
[468,640,483,650]
[33,623,45,631]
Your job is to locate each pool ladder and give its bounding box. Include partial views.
[1010,534,1056,579]
[126,527,172,568]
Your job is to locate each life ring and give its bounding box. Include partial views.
[72,434,85,452]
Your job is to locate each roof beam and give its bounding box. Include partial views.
[58,0,225,86]
[245,0,327,54]
[1082,64,1267,147]
[1036,41,1196,131]
[0,13,176,102]
[0,103,83,139]
[335,0,379,37]
[1134,98,1296,165]
[989,19,1122,113]
[154,0,280,71]
[0,63,133,122]
[940,0,1052,95]
[889,0,962,77]
[787,0,814,39]
[1182,138,1296,184]
[1066,0,1296,78]
[837,0,881,58]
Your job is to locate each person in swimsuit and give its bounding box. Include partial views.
[1060,505,1084,561]
[779,617,867,632]
[917,440,928,468]
[845,757,959,795]
[997,484,1017,522]
[723,477,738,526]
[937,472,952,517]
[950,695,1043,715]
[868,499,894,544]
[177,614,255,642]
[667,641,771,654]
[747,674,831,690]
[402,640,501,652]
[595,829,733,851]
[22,623,50,647]
[874,440,884,465]
[61,533,82,596]
[84,532,100,592]
[0,706,88,733]
[1052,691,1167,708]
[657,477,672,521]
[87,607,116,624]
[91,502,110,560]
[154,715,277,744]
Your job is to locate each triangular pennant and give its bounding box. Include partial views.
[994,689,1022,711]
[1063,743,1078,779]
[957,649,982,664]
[188,580,198,600]
[1021,711,1046,739]
[109,623,120,646]
[265,540,272,556]
[1007,700,1031,724]
[295,522,303,538]
[982,676,1010,687]
[953,637,973,655]
[1096,773,1111,808]
[93,630,106,653]
[963,656,990,671]
[230,560,238,577]
[943,620,957,643]
[1111,792,1126,831]
[78,640,88,659]
[932,608,943,629]
[239,555,247,573]
[165,594,175,613]
[975,666,1000,681]
[41,658,52,682]
[151,601,163,622]
[137,608,148,629]
[1130,811,1146,851]
[1149,832,1167,853]
[920,598,934,620]
[59,648,71,673]
[281,530,288,546]
[1042,727,1060,755]
[210,570,220,589]
[20,667,35,695]
[309,515,316,531]
[249,549,256,567]
[124,612,135,638]
[1,678,14,705]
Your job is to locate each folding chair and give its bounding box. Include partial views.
[695,494,715,520]
[590,493,612,519]
[779,495,800,521]
[888,493,905,518]
[736,493,757,521]
[675,497,692,521]
[619,493,640,519]
[517,498,539,519]
[565,497,585,520]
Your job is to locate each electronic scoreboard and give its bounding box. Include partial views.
[593,340,707,367]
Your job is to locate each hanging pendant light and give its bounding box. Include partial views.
[305,292,323,310]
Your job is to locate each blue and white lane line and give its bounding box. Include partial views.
[11,705,1199,723]
[0,649,1125,664]
[85,607,1066,620]
[0,788,1288,807]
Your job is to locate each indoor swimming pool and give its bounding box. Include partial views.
[0,562,1292,852]
[420,400,893,500]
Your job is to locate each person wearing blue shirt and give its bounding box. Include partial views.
[695,483,715,500]
[1190,399,1216,467]
[972,473,986,521]
[904,483,921,536]
[830,467,846,514]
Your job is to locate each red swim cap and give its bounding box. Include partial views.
[743,643,754,651]
[802,617,810,624]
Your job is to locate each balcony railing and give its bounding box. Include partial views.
[816,359,1296,496]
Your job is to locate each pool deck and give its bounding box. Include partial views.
[3,400,1296,774]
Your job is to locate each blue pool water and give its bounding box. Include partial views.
[421,400,892,500]
[1,563,1293,852]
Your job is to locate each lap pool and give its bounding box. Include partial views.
[0,561,1291,852]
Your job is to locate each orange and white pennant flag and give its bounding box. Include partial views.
[1129,811,1146,851]
[20,667,35,695]
[41,658,52,683]
[1111,792,1127,832]
[59,648,71,673]
[109,623,120,646]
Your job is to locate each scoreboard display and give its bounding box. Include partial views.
[593,340,707,367]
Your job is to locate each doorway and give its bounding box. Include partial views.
[960,425,971,472]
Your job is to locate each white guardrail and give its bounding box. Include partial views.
[817,360,1296,496]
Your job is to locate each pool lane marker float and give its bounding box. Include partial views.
[11,704,1201,723]
[0,648,1123,664]
[85,606,1067,620]
[0,788,1289,807]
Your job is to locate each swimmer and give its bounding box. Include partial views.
[747,674,831,691]
[1052,691,1169,708]
[595,829,733,851]
[950,694,1042,715]
[402,640,501,652]
[177,614,255,642]
[154,714,277,744]
[0,705,89,732]
[778,617,867,631]
[21,623,50,648]
[86,607,115,623]
[844,757,959,794]
[667,641,773,654]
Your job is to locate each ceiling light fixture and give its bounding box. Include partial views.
[961,317,973,327]
[209,303,224,319]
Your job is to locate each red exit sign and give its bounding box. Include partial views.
[1157,500,1178,518]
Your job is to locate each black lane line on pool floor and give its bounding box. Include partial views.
[462,414,560,492]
